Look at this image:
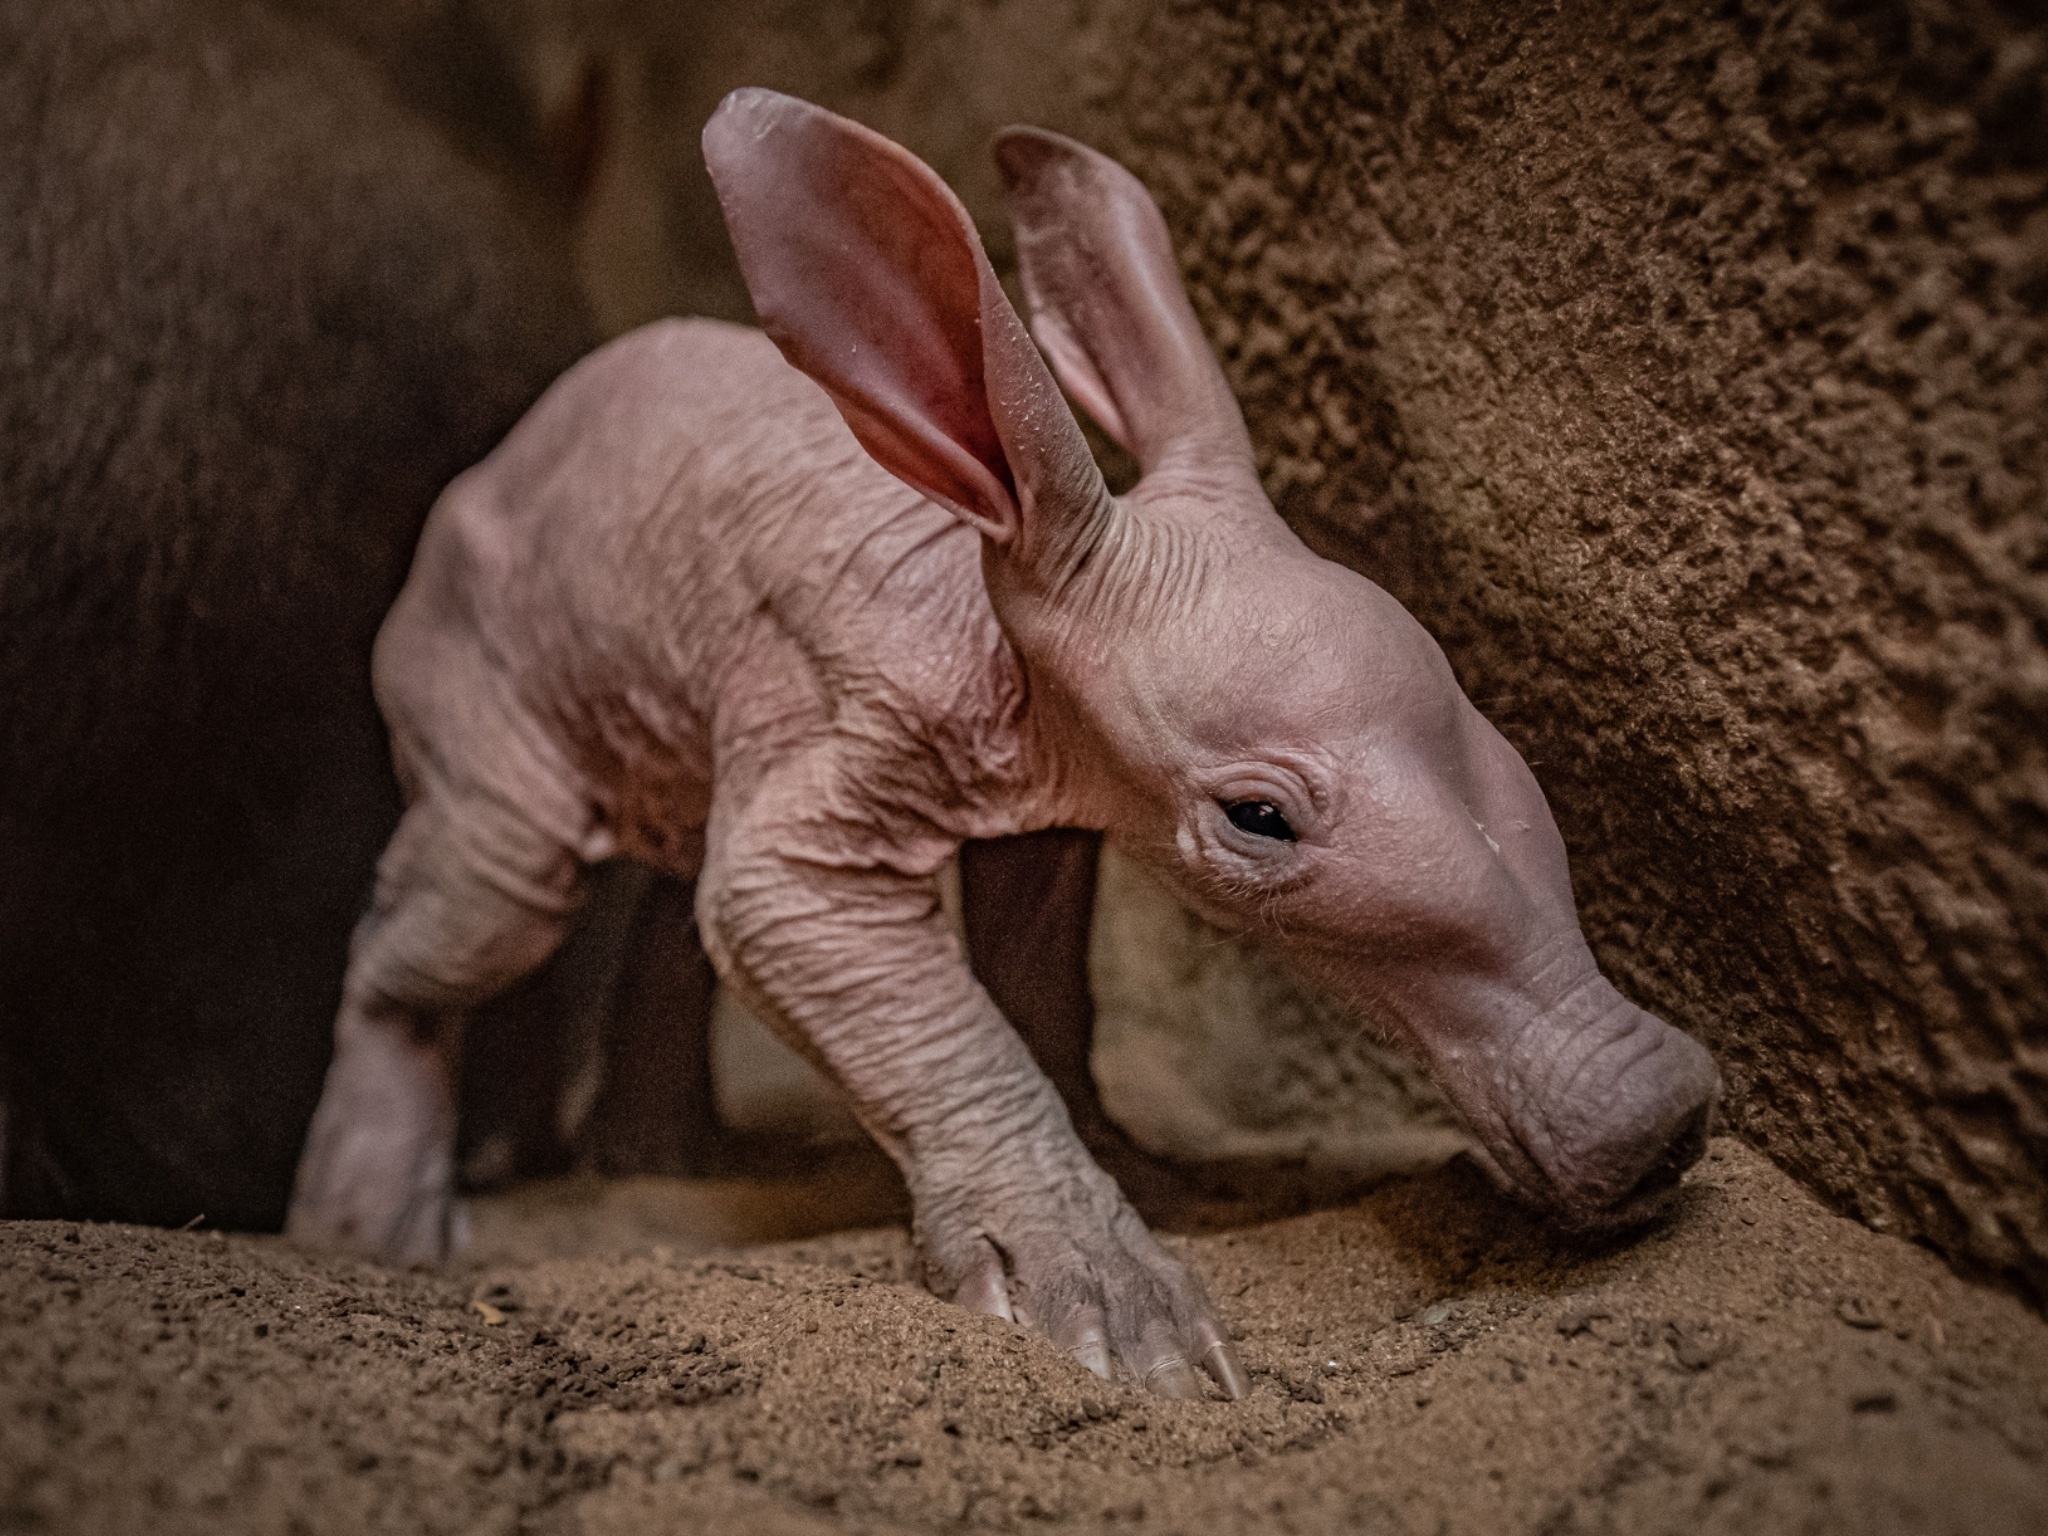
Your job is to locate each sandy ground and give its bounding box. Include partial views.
[3,1138,2046,1535]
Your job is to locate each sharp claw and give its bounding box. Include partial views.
[954,1256,1014,1322]
[1055,1317,1113,1379]
[1069,1336,1112,1379]
[1144,1354,1202,1400]
[1202,1338,1251,1401]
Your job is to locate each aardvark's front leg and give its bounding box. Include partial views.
[698,767,1247,1400]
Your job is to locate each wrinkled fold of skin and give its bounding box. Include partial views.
[285,88,1717,1401]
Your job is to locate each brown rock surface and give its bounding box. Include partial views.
[1105,0,2048,1300]
[5,1140,2046,1534]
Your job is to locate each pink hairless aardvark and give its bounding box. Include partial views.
[286,88,1720,1399]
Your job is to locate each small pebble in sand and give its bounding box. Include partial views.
[1556,1303,1613,1337]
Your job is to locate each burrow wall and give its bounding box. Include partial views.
[1116,0,2048,1301]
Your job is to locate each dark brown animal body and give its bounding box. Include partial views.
[0,0,591,1227]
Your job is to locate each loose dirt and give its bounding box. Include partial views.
[4,1139,2045,1535]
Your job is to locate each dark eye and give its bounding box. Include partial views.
[1223,800,1296,842]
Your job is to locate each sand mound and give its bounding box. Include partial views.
[4,1140,2044,1534]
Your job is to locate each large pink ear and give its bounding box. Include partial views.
[702,89,1102,552]
[993,127,1253,476]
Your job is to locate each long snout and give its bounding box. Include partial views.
[1465,982,1721,1231]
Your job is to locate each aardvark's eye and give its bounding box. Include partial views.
[1223,800,1296,842]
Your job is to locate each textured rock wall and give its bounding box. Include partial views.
[1109,0,2048,1298]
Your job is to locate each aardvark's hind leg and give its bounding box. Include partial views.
[287,791,579,1264]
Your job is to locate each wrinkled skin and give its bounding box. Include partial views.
[288,90,1719,1398]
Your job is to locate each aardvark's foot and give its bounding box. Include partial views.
[286,1025,460,1267]
[287,1108,458,1268]
[913,1138,1249,1400]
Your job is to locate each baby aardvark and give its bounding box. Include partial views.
[287,89,1719,1399]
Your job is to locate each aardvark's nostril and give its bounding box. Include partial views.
[1539,1021,1720,1230]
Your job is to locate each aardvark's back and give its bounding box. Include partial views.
[382,314,1028,870]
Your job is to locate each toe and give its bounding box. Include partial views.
[1133,1320,1202,1399]
[1191,1315,1250,1400]
[1052,1304,1113,1380]
[952,1244,1015,1322]
[1114,1224,1245,1399]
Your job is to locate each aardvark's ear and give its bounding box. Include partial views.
[703,88,1104,559]
[993,127,1253,477]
